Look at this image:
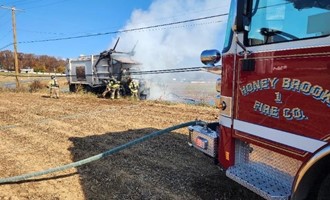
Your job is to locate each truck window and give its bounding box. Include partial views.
[76,66,86,81]
[246,0,330,46]
[222,0,237,53]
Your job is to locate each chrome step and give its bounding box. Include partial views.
[226,163,291,200]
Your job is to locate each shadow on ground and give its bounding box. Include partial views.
[69,128,263,200]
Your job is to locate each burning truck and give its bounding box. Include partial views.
[66,38,150,99]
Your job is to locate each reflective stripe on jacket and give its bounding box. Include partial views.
[49,79,59,87]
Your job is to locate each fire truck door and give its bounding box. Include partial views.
[233,0,330,155]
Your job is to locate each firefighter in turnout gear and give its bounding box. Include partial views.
[48,75,60,99]
[128,78,139,100]
[102,77,120,99]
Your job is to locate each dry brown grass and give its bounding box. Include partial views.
[0,89,262,200]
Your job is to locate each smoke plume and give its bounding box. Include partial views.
[110,0,230,100]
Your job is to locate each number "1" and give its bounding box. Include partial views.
[275,92,282,104]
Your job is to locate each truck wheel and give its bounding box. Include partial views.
[69,84,76,92]
[84,85,93,93]
[140,94,147,100]
[317,173,330,200]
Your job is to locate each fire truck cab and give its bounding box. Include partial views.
[189,0,330,199]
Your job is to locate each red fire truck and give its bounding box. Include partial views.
[189,0,330,199]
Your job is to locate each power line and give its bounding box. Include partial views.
[0,20,223,51]
[0,66,221,78]
[130,66,211,75]
[75,6,228,37]
[0,13,227,50]
[0,43,13,50]
[63,66,221,77]
[15,19,221,38]
[115,14,227,33]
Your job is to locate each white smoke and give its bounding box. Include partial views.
[110,0,230,100]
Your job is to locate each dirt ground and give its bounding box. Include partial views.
[0,89,263,200]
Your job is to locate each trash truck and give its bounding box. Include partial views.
[66,39,150,99]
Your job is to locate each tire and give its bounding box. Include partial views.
[83,85,93,93]
[140,94,147,100]
[317,173,330,200]
[69,84,76,92]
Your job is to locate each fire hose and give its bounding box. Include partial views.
[0,120,201,184]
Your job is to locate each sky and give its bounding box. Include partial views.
[0,0,231,99]
[0,0,155,58]
[0,0,230,59]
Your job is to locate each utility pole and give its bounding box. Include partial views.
[1,6,23,88]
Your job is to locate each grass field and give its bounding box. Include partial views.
[0,86,263,199]
[0,73,217,105]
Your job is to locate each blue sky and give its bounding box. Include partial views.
[0,0,153,58]
[0,0,230,64]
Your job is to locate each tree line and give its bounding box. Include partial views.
[0,50,67,73]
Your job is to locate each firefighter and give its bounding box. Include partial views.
[111,80,120,99]
[48,75,60,99]
[102,78,120,99]
[128,78,139,100]
[102,79,111,98]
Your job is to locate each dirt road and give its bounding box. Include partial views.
[0,90,262,200]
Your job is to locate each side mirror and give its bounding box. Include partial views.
[200,50,221,66]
